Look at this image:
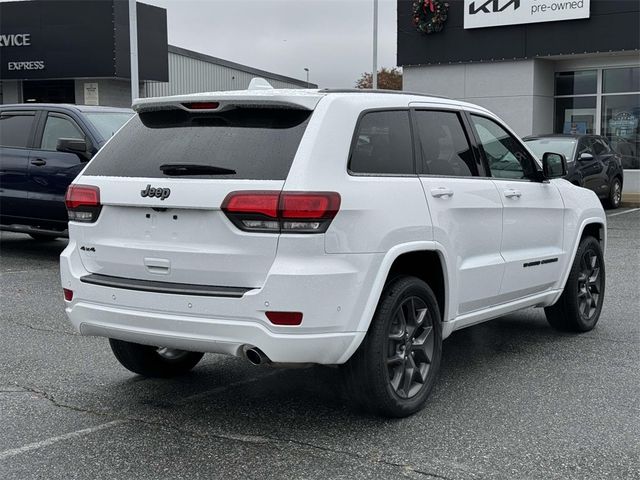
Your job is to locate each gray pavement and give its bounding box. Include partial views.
[1,209,639,480]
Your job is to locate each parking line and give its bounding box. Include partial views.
[607,207,640,218]
[0,420,125,461]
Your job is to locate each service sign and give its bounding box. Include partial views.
[464,0,591,29]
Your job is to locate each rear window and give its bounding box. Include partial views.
[84,108,312,179]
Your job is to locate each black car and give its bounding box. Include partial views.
[524,134,625,209]
[0,104,133,239]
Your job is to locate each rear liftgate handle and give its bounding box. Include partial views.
[144,258,171,275]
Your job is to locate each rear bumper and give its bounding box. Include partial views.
[60,240,378,364]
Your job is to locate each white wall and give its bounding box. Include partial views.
[404,59,555,137]
[73,79,144,108]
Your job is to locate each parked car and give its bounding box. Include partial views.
[60,88,606,417]
[0,104,133,239]
[523,134,624,209]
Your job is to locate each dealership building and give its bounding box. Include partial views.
[399,0,640,173]
[0,0,314,108]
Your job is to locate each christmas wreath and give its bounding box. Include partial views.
[412,0,449,34]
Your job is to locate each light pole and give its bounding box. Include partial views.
[129,0,139,103]
[304,68,310,88]
[372,0,378,89]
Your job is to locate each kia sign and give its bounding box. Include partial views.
[464,0,590,29]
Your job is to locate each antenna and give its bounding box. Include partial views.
[248,78,274,90]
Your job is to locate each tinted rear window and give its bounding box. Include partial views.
[84,108,312,179]
[0,112,35,148]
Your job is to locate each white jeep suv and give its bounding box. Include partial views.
[60,88,606,417]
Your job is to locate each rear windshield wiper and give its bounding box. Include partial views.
[159,163,236,176]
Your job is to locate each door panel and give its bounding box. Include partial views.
[0,111,37,222]
[27,112,87,225]
[493,180,565,300]
[420,177,504,316]
[577,138,606,196]
[467,113,565,302]
[413,109,504,317]
[0,147,30,221]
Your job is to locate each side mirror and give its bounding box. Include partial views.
[578,152,594,162]
[542,152,567,179]
[56,138,90,161]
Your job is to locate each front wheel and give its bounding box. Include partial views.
[342,276,442,418]
[109,339,204,377]
[545,236,605,332]
[606,178,622,209]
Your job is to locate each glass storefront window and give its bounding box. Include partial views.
[555,70,597,96]
[603,67,640,94]
[555,96,597,135]
[602,94,640,169]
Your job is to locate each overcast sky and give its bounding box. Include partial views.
[143,0,398,88]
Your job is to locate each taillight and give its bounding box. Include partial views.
[221,191,340,234]
[63,288,73,301]
[65,185,102,223]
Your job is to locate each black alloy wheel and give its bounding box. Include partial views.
[387,296,435,399]
[342,276,442,417]
[576,247,602,322]
[545,235,605,332]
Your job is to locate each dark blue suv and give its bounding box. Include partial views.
[524,134,625,209]
[0,104,133,239]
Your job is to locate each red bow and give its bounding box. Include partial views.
[424,0,435,13]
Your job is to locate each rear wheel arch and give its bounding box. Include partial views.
[384,250,447,324]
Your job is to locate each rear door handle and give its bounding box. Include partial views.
[504,189,522,198]
[30,159,47,166]
[430,187,454,198]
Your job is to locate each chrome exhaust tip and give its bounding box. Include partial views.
[244,347,270,366]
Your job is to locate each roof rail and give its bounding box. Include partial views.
[321,88,450,100]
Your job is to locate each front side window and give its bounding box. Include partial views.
[40,114,85,151]
[0,112,35,148]
[471,115,535,180]
[349,110,414,175]
[414,110,477,177]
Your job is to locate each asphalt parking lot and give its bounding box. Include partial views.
[1,208,638,480]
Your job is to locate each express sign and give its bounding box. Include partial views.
[464,0,591,29]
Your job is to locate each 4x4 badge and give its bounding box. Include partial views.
[141,185,171,200]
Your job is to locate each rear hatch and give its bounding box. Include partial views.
[73,99,316,289]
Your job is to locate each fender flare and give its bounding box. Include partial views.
[551,216,606,305]
[336,241,451,364]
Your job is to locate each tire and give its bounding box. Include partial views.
[605,177,622,209]
[109,339,204,378]
[29,233,58,241]
[545,236,605,332]
[342,276,442,418]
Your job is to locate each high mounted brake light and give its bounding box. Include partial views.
[182,102,220,110]
[221,191,340,234]
[65,185,102,223]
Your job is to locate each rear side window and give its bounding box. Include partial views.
[0,112,35,148]
[84,108,311,179]
[414,110,477,177]
[349,110,414,175]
